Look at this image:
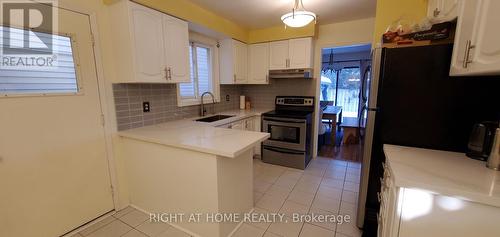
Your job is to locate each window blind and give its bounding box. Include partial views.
[0,26,79,95]
[196,46,211,96]
[179,44,212,100]
[179,46,196,98]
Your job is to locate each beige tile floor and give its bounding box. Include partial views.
[74,157,362,237]
[238,157,362,237]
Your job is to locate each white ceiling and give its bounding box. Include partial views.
[189,0,376,29]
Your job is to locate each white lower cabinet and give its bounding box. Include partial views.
[380,162,500,237]
[217,116,261,157]
[253,116,262,156]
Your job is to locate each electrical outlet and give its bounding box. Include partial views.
[143,102,150,113]
[225,95,230,102]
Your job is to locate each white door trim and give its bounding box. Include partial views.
[33,0,122,211]
[313,41,373,158]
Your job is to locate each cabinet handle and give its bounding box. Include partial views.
[168,67,172,80]
[164,67,169,80]
[433,8,440,17]
[233,74,236,82]
[462,40,475,68]
[266,74,269,83]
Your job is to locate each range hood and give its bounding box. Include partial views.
[269,68,313,79]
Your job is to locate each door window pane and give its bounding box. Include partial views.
[320,70,337,103]
[337,67,361,118]
[0,26,79,95]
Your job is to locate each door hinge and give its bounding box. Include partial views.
[100,114,105,127]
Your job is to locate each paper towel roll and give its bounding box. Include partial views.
[240,95,246,110]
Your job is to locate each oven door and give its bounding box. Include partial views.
[262,117,306,151]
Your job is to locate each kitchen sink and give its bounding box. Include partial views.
[195,115,234,123]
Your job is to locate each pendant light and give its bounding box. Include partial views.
[281,0,317,28]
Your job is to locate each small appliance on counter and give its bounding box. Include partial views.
[486,128,500,170]
[239,95,246,110]
[261,96,315,170]
[466,121,500,161]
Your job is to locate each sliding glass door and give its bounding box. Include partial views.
[321,67,361,119]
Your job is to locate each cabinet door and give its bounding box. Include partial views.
[440,0,459,20]
[428,0,458,20]
[248,43,269,84]
[163,15,190,83]
[288,38,312,69]
[469,0,500,75]
[129,3,166,83]
[253,116,262,156]
[427,0,439,18]
[451,0,500,76]
[233,40,248,83]
[269,40,289,70]
[231,120,244,130]
[244,118,255,131]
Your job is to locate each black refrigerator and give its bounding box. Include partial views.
[356,44,500,236]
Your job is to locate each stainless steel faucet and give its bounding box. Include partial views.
[200,91,215,117]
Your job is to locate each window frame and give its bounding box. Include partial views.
[0,25,83,98]
[177,32,220,107]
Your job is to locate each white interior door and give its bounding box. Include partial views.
[0,4,114,237]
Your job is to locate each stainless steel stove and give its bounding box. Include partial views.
[261,96,315,170]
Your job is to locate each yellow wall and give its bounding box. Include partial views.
[104,0,319,44]
[248,24,316,43]
[373,0,428,45]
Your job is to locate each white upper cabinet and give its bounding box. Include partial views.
[450,0,500,76]
[269,37,313,70]
[269,40,289,70]
[129,3,166,83]
[248,43,269,84]
[220,39,248,84]
[427,0,458,22]
[288,38,313,69]
[163,15,190,83]
[109,1,190,83]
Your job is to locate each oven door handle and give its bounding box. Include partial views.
[263,146,305,155]
[262,118,305,124]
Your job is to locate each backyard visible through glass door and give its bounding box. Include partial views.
[321,67,361,118]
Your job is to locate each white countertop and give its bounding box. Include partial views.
[118,108,272,158]
[384,144,500,207]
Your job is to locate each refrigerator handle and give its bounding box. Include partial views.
[361,66,371,102]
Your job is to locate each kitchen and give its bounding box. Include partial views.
[0,0,499,237]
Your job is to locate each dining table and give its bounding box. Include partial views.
[322,105,343,146]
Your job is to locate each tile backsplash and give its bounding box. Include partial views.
[242,78,317,108]
[112,79,317,131]
[113,84,241,131]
